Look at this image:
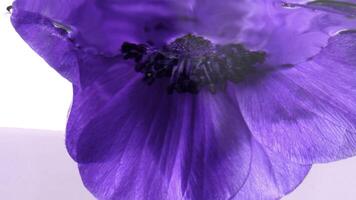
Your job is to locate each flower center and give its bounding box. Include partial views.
[121,34,265,94]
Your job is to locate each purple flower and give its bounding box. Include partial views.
[9,0,356,199]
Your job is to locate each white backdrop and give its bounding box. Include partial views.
[1,1,356,199]
[0,2,72,131]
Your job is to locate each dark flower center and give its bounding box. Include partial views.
[121,34,266,94]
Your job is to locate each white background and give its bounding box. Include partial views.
[1,1,356,199]
[0,1,72,131]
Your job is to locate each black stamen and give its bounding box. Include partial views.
[121,42,147,62]
[6,5,12,13]
[121,34,266,94]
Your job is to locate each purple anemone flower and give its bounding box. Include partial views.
[9,0,356,199]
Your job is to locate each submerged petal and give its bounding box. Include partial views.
[240,0,356,66]
[234,139,311,200]
[14,0,356,76]
[234,31,356,164]
[68,78,253,199]
[190,0,250,42]
[10,0,196,87]
[14,0,196,53]
[12,0,85,20]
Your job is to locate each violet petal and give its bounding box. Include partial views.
[234,31,356,164]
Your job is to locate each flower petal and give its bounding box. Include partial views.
[234,139,311,200]
[66,62,138,159]
[13,0,356,70]
[12,0,84,20]
[11,7,120,87]
[61,0,195,53]
[234,31,356,164]
[68,82,252,199]
[190,0,250,43]
[14,0,196,53]
[240,0,356,66]
[12,0,253,53]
